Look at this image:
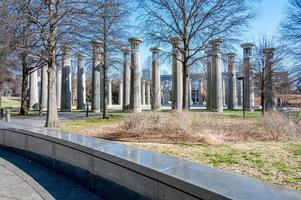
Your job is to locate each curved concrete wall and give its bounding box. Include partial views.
[0,124,300,200]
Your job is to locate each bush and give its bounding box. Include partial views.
[262,111,300,140]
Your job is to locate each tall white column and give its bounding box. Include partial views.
[210,39,223,113]
[206,49,212,110]
[61,44,72,112]
[91,40,103,113]
[129,37,143,113]
[241,42,255,111]
[141,80,146,105]
[77,53,86,110]
[56,65,62,109]
[122,47,131,110]
[146,81,151,106]
[150,47,161,110]
[227,52,238,109]
[29,70,38,110]
[188,79,192,108]
[263,48,276,111]
[199,79,203,105]
[222,76,226,106]
[108,79,112,106]
[171,37,183,112]
[41,65,48,111]
[119,80,123,106]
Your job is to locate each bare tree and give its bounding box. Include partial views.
[81,0,130,118]
[0,2,21,110]
[16,0,87,127]
[138,0,256,109]
[252,36,286,114]
[280,0,301,92]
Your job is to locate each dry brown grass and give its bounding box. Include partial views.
[121,111,301,144]
[262,112,300,140]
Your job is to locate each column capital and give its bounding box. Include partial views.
[240,42,255,49]
[241,42,255,58]
[227,52,236,63]
[77,52,85,58]
[90,40,103,47]
[170,37,181,46]
[263,48,276,62]
[263,47,276,54]
[121,47,131,53]
[128,37,143,44]
[62,44,72,51]
[227,52,237,57]
[209,39,223,52]
[150,47,161,53]
[209,39,223,45]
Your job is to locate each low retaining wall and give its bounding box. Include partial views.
[0,123,300,200]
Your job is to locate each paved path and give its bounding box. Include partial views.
[0,148,102,200]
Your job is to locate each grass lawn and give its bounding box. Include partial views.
[60,114,124,132]
[129,141,301,191]
[1,97,21,109]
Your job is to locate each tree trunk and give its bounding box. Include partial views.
[182,61,189,110]
[46,57,59,127]
[102,65,108,119]
[20,55,29,116]
[261,72,265,115]
[46,0,59,127]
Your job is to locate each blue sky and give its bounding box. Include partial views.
[137,0,288,75]
[244,0,287,41]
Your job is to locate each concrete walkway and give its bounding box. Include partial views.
[0,148,102,200]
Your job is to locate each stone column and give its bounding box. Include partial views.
[241,42,255,111]
[150,47,161,110]
[61,45,72,112]
[56,66,62,109]
[141,80,146,105]
[206,49,212,110]
[171,37,183,112]
[129,37,143,113]
[222,76,226,106]
[41,65,48,111]
[77,53,86,110]
[119,80,123,106]
[210,39,223,113]
[263,48,276,111]
[188,79,192,108]
[91,40,103,113]
[199,79,203,105]
[146,81,151,105]
[122,47,131,110]
[227,53,238,109]
[108,79,112,106]
[162,82,170,105]
[29,70,38,110]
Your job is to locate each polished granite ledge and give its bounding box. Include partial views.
[0,122,300,200]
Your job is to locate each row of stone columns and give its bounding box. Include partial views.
[121,39,162,112]
[206,41,257,112]
[28,36,275,113]
[28,44,87,112]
